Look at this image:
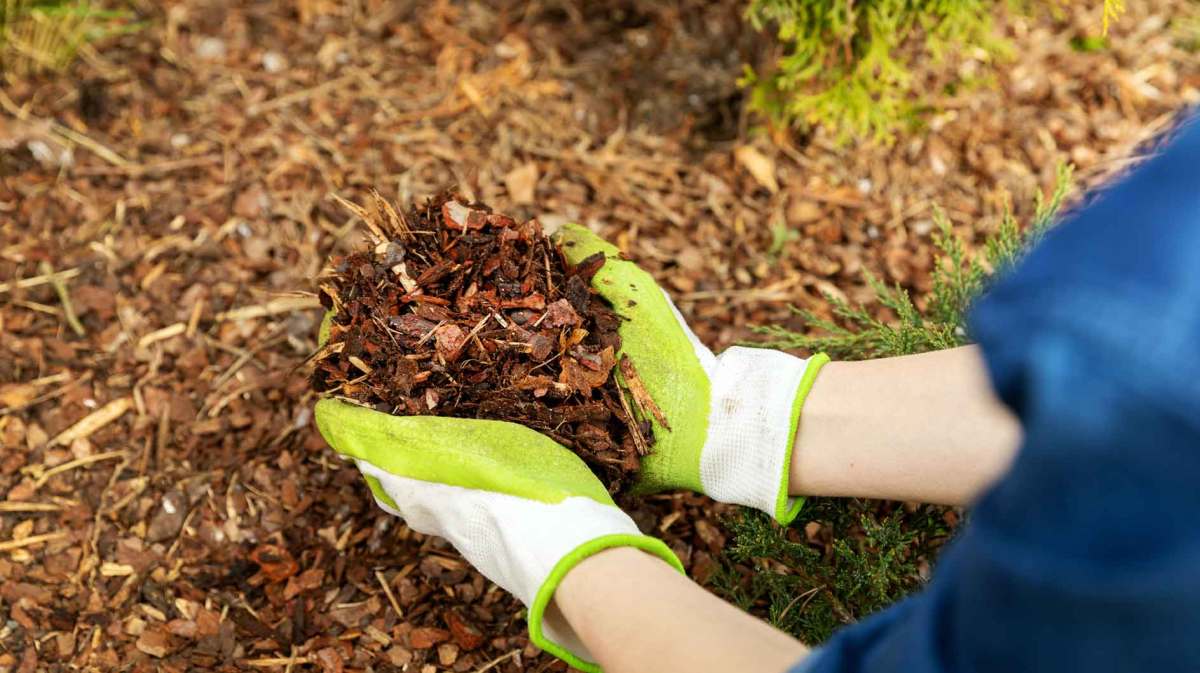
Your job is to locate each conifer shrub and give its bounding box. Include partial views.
[742,1,1127,143]
[0,0,134,74]
[712,165,1073,645]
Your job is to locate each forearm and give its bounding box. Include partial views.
[792,346,1020,506]
[553,547,807,673]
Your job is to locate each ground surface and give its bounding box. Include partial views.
[0,1,1196,671]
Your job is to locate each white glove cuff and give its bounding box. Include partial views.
[700,347,829,523]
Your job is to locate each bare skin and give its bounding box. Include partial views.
[790,346,1020,504]
[553,546,808,673]
[554,345,1021,673]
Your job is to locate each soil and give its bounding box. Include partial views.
[311,193,646,493]
[0,1,1196,672]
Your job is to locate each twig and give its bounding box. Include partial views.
[137,323,186,349]
[0,531,69,553]
[215,296,322,322]
[33,450,127,489]
[79,453,130,586]
[330,192,387,241]
[36,261,86,336]
[240,656,313,668]
[246,73,357,116]
[0,502,62,513]
[283,645,299,673]
[615,382,649,456]
[50,398,132,447]
[618,356,670,430]
[0,267,82,294]
[473,649,521,673]
[375,569,404,619]
[0,90,131,167]
[0,371,92,416]
[70,154,221,178]
[776,585,822,625]
[185,298,205,338]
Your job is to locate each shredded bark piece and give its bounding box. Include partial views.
[618,355,671,431]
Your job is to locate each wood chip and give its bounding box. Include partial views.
[138,323,186,349]
[619,356,670,430]
[0,531,68,553]
[734,145,779,193]
[49,399,132,447]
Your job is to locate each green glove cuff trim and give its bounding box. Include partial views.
[362,473,399,511]
[315,399,616,507]
[774,353,831,525]
[528,533,685,673]
[557,224,710,494]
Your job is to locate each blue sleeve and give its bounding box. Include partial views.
[793,114,1200,673]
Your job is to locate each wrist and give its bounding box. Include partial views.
[701,348,829,523]
[531,533,683,673]
[551,545,685,667]
[555,546,674,609]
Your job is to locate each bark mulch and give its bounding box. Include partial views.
[312,193,647,493]
[1,1,1197,672]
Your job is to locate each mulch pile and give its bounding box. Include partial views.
[1,1,1197,672]
[312,193,648,493]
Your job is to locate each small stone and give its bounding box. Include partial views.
[261,51,287,73]
[26,139,72,169]
[195,37,226,60]
[146,489,188,543]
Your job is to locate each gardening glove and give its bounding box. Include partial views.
[556,224,830,524]
[313,396,683,673]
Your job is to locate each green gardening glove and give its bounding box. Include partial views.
[314,337,682,673]
[557,224,829,524]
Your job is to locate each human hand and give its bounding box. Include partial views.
[314,399,683,672]
[556,225,828,523]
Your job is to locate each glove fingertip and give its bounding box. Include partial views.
[318,310,334,346]
[555,223,620,263]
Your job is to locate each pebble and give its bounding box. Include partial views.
[146,489,189,543]
[262,51,287,73]
[194,37,227,61]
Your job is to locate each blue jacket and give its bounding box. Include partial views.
[795,114,1200,673]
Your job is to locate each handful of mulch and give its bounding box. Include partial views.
[310,192,650,494]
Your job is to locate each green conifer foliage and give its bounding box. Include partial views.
[0,1,134,74]
[742,1,1127,143]
[713,165,1073,645]
[742,0,1002,144]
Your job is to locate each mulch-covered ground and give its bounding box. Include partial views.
[1,1,1197,671]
